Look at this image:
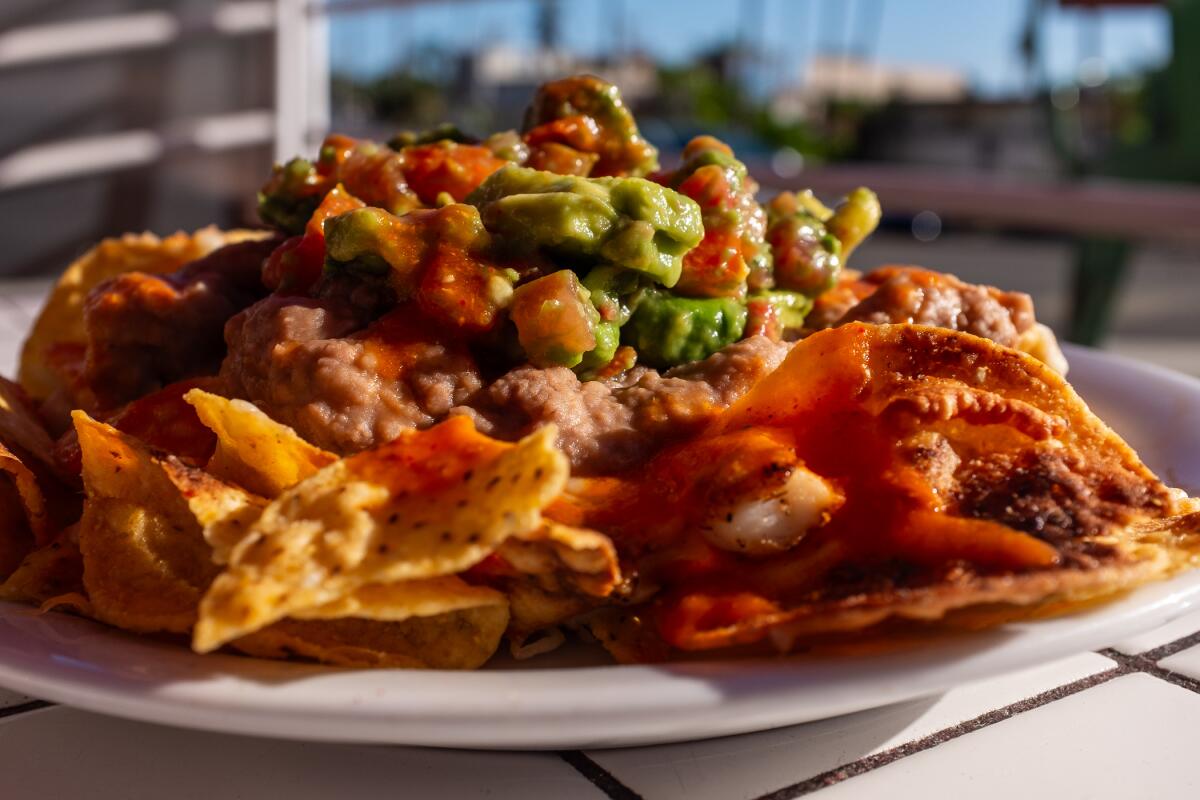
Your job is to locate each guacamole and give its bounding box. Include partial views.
[255,74,882,377]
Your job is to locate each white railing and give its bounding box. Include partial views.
[0,0,331,192]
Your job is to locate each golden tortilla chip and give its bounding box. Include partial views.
[184,389,336,497]
[0,529,85,608]
[233,604,510,669]
[74,412,218,633]
[193,417,567,652]
[0,477,34,580]
[0,378,68,557]
[0,378,57,474]
[495,523,622,645]
[294,576,505,622]
[154,429,509,662]
[501,523,620,598]
[18,227,268,406]
[0,443,46,563]
[158,455,267,565]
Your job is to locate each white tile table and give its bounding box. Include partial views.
[2,280,1200,799]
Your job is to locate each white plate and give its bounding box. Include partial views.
[0,345,1198,750]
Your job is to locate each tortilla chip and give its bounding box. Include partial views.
[193,417,567,652]
[184,389,336,497]
[500,523,620,599]
[0,378,57,473]
[0,477,34,579]
[0,443,46,557]
[0,378,70,556]
[74,412,218,632]
[493,522,622,643]
[294,576,505,622]
[233,604,510,669]
[78,496,214,633]
[0,529,84,607]
[158,455,267,564]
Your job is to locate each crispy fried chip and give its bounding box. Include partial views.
[0,378,62,558]
[0,529,85,608]
[74,412,218,632]
[193,417,567,652]
[158,455,267,564]
[154,413,513,667]
[295,577,505,622]
[184,388,336,497]
[0,443,46,561]
[233,604,510,669]
[502,523,620,598]
[18,227,269,407]
[496,523,622,643]
[0,378,57,474]
[0,477,34,579]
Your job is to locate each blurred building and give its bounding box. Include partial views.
[772,55,968,122]
[453,44,658,130]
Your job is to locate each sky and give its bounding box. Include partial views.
[328,0,1172,97]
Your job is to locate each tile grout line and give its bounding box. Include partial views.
[1099,648,1200,695]
[1137,629,1200,663]
[557,750,645,800]
[750,663,1130,800]
[0,700,53,721]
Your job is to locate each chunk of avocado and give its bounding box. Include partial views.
[623,289,747,368]
[258,157,322,235]
[468,165,703,286]
[573,265,641,377]
[752,290,813,332]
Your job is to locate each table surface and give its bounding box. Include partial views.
[2,282,1199,799]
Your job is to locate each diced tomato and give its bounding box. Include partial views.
[674,229,749,298]
[417,241,510,332]
[509,270,597,368]
[523,114,601,152]
[264,185,365,295]
[526,142,598,176]
[401,143,507,205]
[744,297,781,340]
[677,164,736,216]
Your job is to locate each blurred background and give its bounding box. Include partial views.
[2,0,1198,371]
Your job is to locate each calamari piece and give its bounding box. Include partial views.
[193,417,567,652]
[184,389,336,498]
[233,604,510,670]
[18,228,266,411]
